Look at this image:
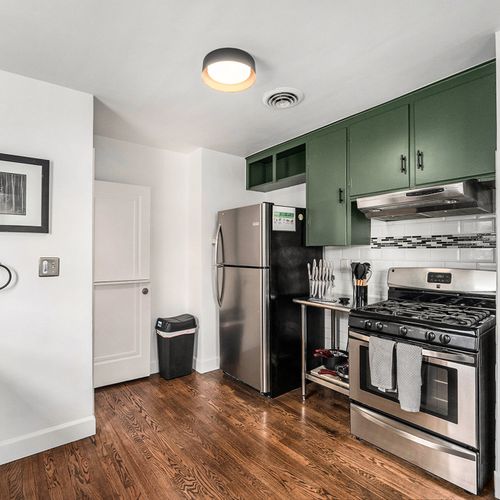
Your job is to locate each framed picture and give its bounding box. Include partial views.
[0,153,49,233]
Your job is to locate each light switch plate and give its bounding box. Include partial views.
[39,257,60,277]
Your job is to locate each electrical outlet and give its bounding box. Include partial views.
[39,257,60,277]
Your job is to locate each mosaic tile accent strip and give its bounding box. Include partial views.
[371,233,496,249]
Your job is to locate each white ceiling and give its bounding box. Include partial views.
[0,1,499,157]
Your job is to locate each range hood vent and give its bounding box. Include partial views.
[356,180,494,221]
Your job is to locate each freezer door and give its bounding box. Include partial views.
[217,204,268,267]
[219,266,269,392]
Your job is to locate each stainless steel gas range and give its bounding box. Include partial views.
[348,267,496,495]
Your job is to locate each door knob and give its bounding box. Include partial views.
[142,288,149,295]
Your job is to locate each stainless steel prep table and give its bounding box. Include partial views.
[293,298,351,400]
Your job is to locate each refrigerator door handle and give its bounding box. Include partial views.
[218,266,225,308]
[214,223,224,307]
[214,223,223,266]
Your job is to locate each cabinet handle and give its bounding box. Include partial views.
[400,154,407,174]
[142,288,149,295]
[417,150,424,170]
[338,188,344,204]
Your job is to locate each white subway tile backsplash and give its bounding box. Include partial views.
[404,248,431,261]
[427,248,460,262]
[380,248,401,260]
[459,248,494,262]
[460,218,494,234]
[359,247,381,261]
[430,220,461,236]
[445,262,477,269]
[370,221,388,238]
[477,262,497,271]
[341,247,361,260]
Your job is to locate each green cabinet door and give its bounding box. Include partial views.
[306,129,347,246]
[414,73,496,185]
[349,104,410,196]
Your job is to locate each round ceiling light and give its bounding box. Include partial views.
[202,48,256,92]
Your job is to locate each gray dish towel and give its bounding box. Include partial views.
[369,336,396,391]
[396,343,423,412]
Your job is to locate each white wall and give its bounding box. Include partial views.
[93,135,190,373]
[188,149,263,372]
[0,71,94,464]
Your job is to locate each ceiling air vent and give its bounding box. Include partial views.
[263,87,304,110]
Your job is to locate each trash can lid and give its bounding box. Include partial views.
[156,314,197,333]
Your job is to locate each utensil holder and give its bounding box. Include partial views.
[354,285,368,308]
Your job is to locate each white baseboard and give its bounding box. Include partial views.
[150,359,159,374]
[0,415,96,466]
[194,356,219,374]
[494,470,500,499]
[152,356,218,375]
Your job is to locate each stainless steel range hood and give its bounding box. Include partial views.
[356,180,494,221]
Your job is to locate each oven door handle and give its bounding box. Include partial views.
[348,330,476,365]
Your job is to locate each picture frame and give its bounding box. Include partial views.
[0,152,49,233]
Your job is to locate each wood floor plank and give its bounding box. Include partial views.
[0,370,494,499]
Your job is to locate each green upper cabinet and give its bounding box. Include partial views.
[307,129,347,246]
[414,72,496,186]
[349,104,410,197]
[306,129,370,246]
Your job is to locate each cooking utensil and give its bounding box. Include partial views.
[318,368,338,377]
[324,351,348,370]
[336,363,349,380]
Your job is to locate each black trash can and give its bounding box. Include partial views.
[156,314,197,380]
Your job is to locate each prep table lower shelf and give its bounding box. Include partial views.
[293,297,351,400]
[306,366,350,396]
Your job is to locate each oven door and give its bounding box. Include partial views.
[349,330,478,449]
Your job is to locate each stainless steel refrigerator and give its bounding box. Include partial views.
[214,202,322,397]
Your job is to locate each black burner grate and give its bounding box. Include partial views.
[361,300,491,329]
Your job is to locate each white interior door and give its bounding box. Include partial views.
[93,181,151,388]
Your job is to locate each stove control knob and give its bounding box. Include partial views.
[364,320,373,329]
[440,334,451,345]
[399,326,408,336]
[376,322,384,331]
[425,331,436,341]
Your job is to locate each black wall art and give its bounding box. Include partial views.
[0,153,49,233]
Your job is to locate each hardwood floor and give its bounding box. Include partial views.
[0,371,494,499]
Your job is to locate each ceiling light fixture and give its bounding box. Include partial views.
[202,48,256,92]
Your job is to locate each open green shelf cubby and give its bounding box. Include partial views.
[276,144,306,180]
[247,142,306,192]
[247,155,273,189]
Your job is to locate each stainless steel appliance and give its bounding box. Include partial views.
[348,267,496,494]
[356,180,493,221]
[215,203,322,397]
